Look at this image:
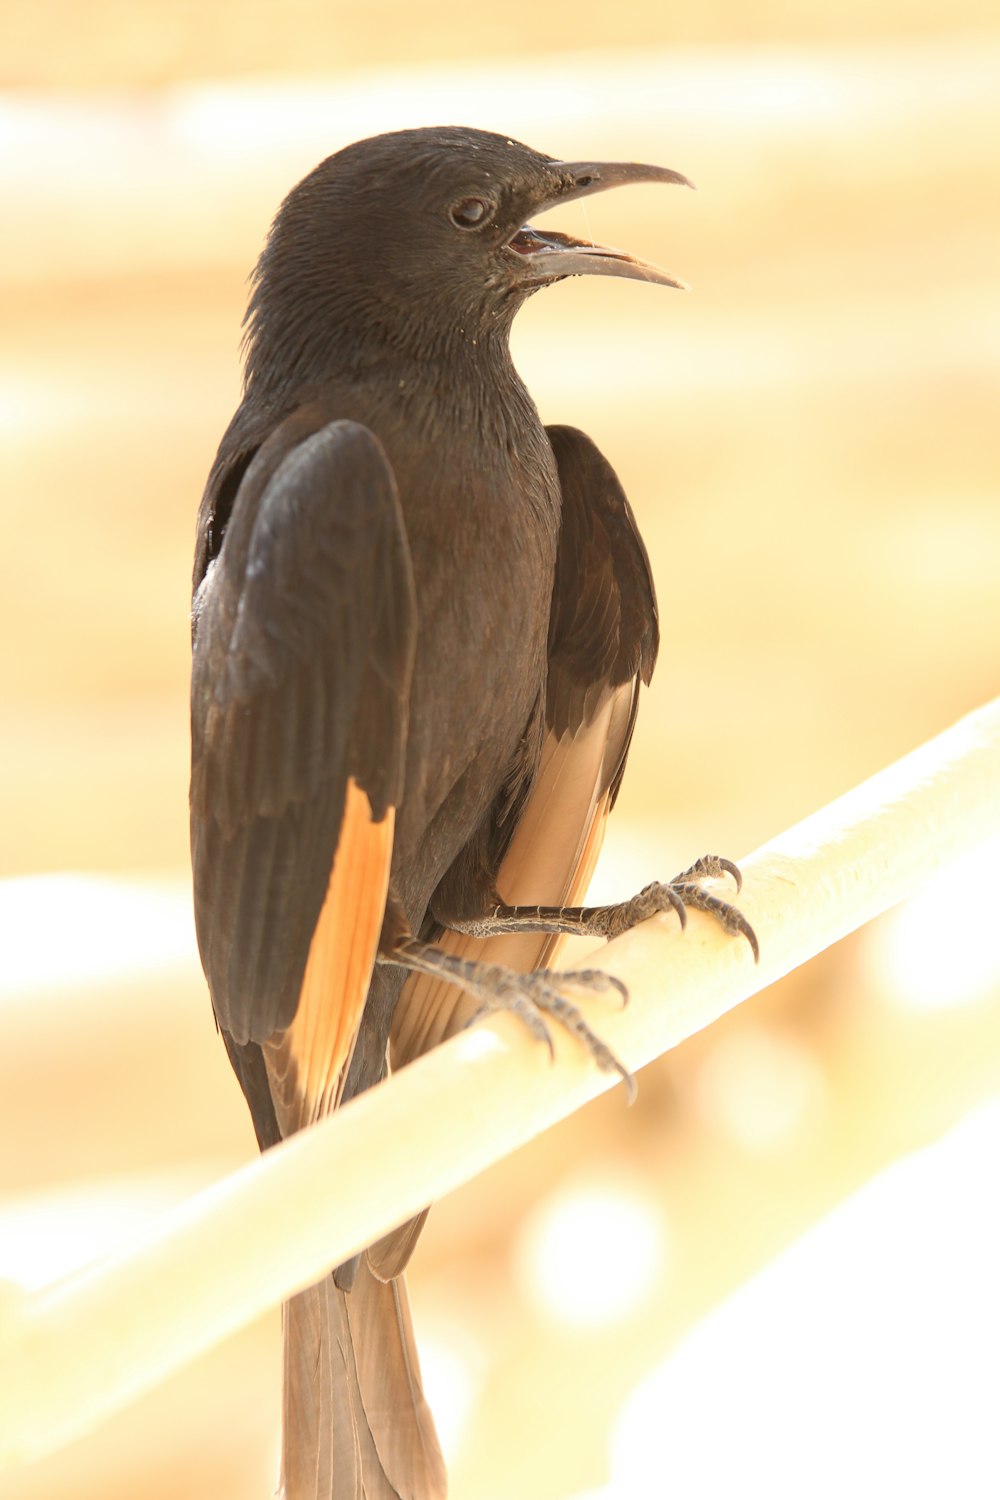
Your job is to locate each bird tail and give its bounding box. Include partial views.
[279,1261,446,1500]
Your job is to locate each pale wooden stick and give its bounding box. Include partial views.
[3,695,1000,1470]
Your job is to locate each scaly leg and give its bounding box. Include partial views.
[381,857,756,1101]
[437,855,759,960]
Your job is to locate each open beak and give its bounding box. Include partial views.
[509,158,694,291]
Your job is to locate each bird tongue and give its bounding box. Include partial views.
[509,224,689,290]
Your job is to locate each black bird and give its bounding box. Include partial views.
[190,126,756,1500]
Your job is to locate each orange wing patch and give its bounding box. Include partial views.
[265,778,394,1134]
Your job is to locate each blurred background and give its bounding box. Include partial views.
[2,3,999,1497]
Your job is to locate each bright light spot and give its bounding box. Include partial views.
[415,1333,481,1461]
[514,1177,665,1328]
[0,378,26,438]
[870,834,1000,1011]
[0,370,122,440]
[695,1025,826,1153]
[603,1100,1000,1498]
[0,874,197,1001]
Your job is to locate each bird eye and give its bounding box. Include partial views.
[449,197,490,229]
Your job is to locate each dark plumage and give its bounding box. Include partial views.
[190,125,753,1500]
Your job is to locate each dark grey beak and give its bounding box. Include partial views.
[510,158,694,290]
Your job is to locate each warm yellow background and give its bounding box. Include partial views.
[2,3,999,1497]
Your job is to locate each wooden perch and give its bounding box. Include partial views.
[3,694,1000,1471]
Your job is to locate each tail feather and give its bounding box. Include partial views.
[280,1263,446,1500]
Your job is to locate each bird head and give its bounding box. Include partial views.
[244,126,692,390]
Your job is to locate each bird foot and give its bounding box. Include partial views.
[383,939,635,1098]
[386,855,756,1101]
[463,965,634,1099]
[590,854,759,961]
[440,854,758,960]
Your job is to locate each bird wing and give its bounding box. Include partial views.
[190,413,415,1140]
[373,424,657,1279]
[491,420,660,963]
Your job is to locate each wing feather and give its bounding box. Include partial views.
[191,413,414,1142]
[265,785,395,1134]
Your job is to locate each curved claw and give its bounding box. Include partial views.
[560,966,626,998]
[660,883,688,927]
[590,972,630,1007]
[619,1065,638,1106]
[555,967,629,1009]
[679,853,743,894]
[736,911,760,964]
[669,880,760,966]
[543,994,634,1099]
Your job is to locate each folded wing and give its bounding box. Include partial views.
[190,414,415,1139]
